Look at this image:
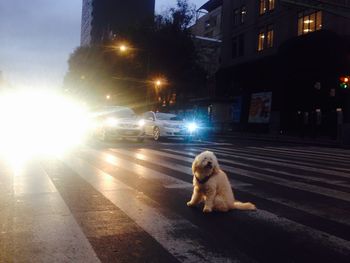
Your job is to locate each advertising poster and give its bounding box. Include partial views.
[231,96,242,123]
[248,92,272,123]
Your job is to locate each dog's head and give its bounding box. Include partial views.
[192,151,219,180]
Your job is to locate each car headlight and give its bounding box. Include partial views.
[105,117,118,127]
[138,119,145,127]
[187,122,198,132]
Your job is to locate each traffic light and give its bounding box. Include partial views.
[340,76,349,89]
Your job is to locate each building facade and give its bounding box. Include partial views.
[81,0,155,46]
[191,0,223,80]
[216,0,350,138]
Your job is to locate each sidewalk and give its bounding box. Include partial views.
[210,131,346,148]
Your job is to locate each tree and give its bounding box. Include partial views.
[64,0,206,110]
[64,45,146,109]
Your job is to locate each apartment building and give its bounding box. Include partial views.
[216,0,350,137]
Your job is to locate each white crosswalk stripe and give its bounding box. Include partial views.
[108,147,350,226]
[63,155,247,263]
[75,147,350,259]
[248,146,350,163]
[206,147,350,178]
[165,148,350,203]
[159,141,233,146]
[2,143,350,262]
[1,161,100,262]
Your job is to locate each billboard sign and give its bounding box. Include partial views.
[248,92,272,123]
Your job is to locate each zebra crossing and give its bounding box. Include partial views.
[1,142,350,262]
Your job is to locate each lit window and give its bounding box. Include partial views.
[258,30,265,51]
[241,6,247,23]
[316,11,322,30]
[260,0,274,15]
[233,6,247,26]
[259,0,267,15]
[298,11,322,36]
[267,25,274,48]
[258,25,274,51]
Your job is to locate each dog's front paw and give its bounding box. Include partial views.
[203,206,212,213]
[187,201,195,207]
[248,203,257,210]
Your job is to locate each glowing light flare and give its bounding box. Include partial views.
[187,122,199,133]
[105,117,118,127]
[0,91,90,161]
[119,45,128,52]
[138,119,145,127]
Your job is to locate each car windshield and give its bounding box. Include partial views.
[93,107,136,119]
[156,113,182,121]
[109,108,135,118]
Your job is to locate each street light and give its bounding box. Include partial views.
[106,94,111,100]
[155,79,162,87]
[119,44,128,53]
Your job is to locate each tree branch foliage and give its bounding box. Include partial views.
[64,0,206,109]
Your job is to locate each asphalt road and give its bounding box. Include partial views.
[1,138,350,262]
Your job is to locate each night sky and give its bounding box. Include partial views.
[0,0,206,90]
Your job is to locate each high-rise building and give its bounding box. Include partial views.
[81,0,155,46]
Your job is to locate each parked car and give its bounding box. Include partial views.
[142,111,199,141]
[91,106,145,142]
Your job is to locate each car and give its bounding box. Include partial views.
[142,111,199,141]
[91,106,145,142]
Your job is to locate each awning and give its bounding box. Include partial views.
[198,0,223,12]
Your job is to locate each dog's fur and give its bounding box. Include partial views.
[187,150,256,213]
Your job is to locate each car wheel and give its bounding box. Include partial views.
[153,127,161,141]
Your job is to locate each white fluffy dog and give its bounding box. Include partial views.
[187,151,256,213]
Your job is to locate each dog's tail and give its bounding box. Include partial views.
[232,201,256,210]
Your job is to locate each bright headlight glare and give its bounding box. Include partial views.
[105,117,118,127]
[187,122,198,132]
[0,90,90,161]
[138,119,145,127]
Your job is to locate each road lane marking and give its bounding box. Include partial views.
[63,155,247,263]
[249,147,350,163]
[140,147,350,189]
[164,148,350,203]
[229,147,350,172]
[209,147,350,179]
[109,148,350,227]
[92,150,191,189]
[302,146,350,156]
[2,161,100,263]
[66,153,350,260]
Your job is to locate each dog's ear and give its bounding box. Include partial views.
[192,157,198,175]
[211,153,220,174]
